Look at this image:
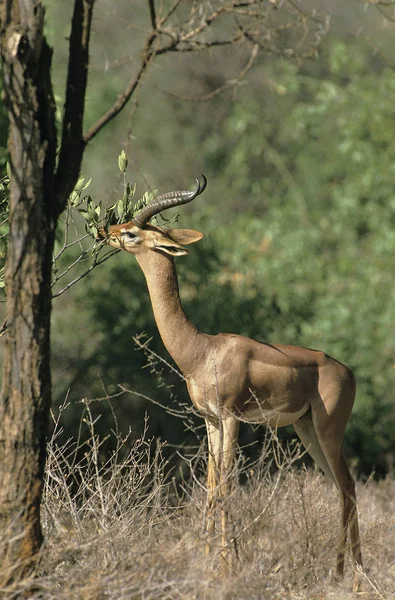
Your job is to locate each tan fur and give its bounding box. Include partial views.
[101,220,363,588]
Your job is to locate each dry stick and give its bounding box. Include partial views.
[228,470,283,551]
[82,401,108,525]
[130,336,204,441]
[45,443,83,532]
[157,0,183,27]
[296,472,311,557]
[118,385,193,420]
[133,334,186,382]
[181,4,228,42]
[228,432,306,552]
[360,569,386,600]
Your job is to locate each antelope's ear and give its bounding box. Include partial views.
[168,228,204,245]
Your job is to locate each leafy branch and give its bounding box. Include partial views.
[52,150,159,299]
[0,151,167,303]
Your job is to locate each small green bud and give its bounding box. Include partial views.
[118,150,128,173]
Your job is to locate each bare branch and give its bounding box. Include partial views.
[133,333,185,381]
[148,0,157,29]
[83,0,328,143]
[158,0,183,27]
[119,385,193,419]
[83,27,158,144]
[51,247,119,299]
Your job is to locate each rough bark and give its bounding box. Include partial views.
[0,0,57,583]
[0,0,94,581]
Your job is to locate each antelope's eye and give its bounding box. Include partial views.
[121,231,137,241]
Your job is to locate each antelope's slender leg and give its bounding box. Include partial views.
[295,405,362,586]
[338,452,363,591]
[204,416,239,564]
[293,411,335,482]
[205,419,221,553]
[219,416,239,568]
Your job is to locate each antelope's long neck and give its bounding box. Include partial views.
[136,251,207,376]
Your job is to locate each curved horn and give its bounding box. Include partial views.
[132,175,207,228]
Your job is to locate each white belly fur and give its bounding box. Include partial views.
[240,402,309,427]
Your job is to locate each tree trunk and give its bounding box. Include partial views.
[0,1,57,583]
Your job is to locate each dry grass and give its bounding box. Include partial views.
[1,401,394,600]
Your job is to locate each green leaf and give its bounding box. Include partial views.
[78,209,91,220]
[126,182,136,199]
[118,150,128,173]
[89,225,98,238]
[74,177,87,192]
[117,199,124,218]
[145,189,158,204]
[69,191,80,207]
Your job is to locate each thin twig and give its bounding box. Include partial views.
[133,334,185,381]
[83,26,158,144]
[51,248,119,299]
